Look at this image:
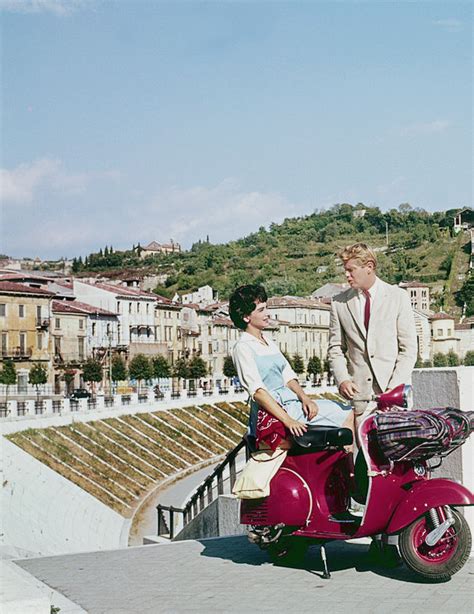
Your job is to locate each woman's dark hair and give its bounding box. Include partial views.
[229,284,268,330]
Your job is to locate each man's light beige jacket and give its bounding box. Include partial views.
[328,279,417,401]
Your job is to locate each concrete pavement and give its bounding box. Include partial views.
[16,535,474,614]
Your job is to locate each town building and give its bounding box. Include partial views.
[0,281,54,394]
[455,316,474,360]
[399,281,431,313]
[181,285,217,307]
[266,296,331,362]
[72,280,162,358]
[430,312,460,356]
[51,300,119,393]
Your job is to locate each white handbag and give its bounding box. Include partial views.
[232,448,287,499]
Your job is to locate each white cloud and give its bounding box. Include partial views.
[398,119,452,138]
[0,158,119,205]
[140,180,299,247]
[432,19,463,33]
[0,0,88,15]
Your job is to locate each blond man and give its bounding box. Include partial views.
[328,243,417,426]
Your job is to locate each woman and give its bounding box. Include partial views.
[229,284,353,450]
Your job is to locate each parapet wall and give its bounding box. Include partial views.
[1,438,130,556]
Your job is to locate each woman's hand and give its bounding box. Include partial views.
[285,417,308,437]
[301,395,319,420]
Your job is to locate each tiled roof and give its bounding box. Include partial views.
[78,281,159,300]
[430,312,454,321]
[399,281,430,288]
[267,296,330,310]
[52,299,117,317]
[0,281,54,296]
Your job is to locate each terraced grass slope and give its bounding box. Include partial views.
[5,401,250,517]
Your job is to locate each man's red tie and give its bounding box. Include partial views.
[363,289,371,330]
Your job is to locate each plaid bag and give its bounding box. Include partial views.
[374,407,474,462]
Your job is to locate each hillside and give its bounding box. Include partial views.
[68,204,472,316]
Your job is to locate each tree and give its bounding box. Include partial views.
[0,359,17,402]
[152,355,171,378]
[307,355,322,383]
[433,353,448,368]
[129,354,153,391]
[422,360,433,368]
[463,351,474,366]
[63,369,76,396]
[292,354,305,375]
[111,355,128,382]
[82,358,103,393]
[188,356,207,379]
[28,363,48,400]
[173,357,190,380]
[446,350,460,367]
[223,356,237,378]
[414,355,423,368]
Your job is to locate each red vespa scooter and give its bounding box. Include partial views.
[241,385,473,582]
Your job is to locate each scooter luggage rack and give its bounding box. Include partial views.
[374,407,473,464]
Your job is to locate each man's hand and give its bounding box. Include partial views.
[301,395,319,420]
[339,380,359,400]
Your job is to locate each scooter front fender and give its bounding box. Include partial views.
[387,478,474,534]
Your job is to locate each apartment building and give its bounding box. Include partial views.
[266,296,331,362]
[73,280,162,358]
[0,281,53,392]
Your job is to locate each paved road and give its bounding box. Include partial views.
[17,536,474,614]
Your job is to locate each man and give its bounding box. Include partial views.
[328,243,417,563]
[328,243,417,427]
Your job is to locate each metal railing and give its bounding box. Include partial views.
[156,438,248,539]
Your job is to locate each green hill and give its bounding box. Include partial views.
[70,203,472,316]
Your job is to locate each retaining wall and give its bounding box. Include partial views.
[1,437,130,556]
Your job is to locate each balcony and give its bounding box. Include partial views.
[36,317,50,330]
[1,347,33,360]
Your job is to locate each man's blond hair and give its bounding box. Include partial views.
[339,243,377,268]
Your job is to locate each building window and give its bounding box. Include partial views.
[208,343,213,355]
[137,302,140,313]
[146,303,149,314]
[1,332,7,354]
[106,323,111,335]
[55,318,61,329]
[92,322,96,335]
[19,332,27,354]
[0,304,5,317]
[37,332,43,350]
[117,301,121,312]
[54,336,61,354]
[79,319,84,329]
[447,328,452,336]
[19,304,25,317]
[437,328,442,336]
[129,302,133,314]
[78,337,85,361]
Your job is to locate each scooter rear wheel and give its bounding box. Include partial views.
[399,507,471,582]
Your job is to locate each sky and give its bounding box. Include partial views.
[0,0,472,260]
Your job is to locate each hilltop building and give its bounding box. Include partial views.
[140,240,181,258]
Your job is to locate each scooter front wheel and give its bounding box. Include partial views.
[399,507,471,582]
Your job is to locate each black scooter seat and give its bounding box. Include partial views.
[291,426,353,454]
